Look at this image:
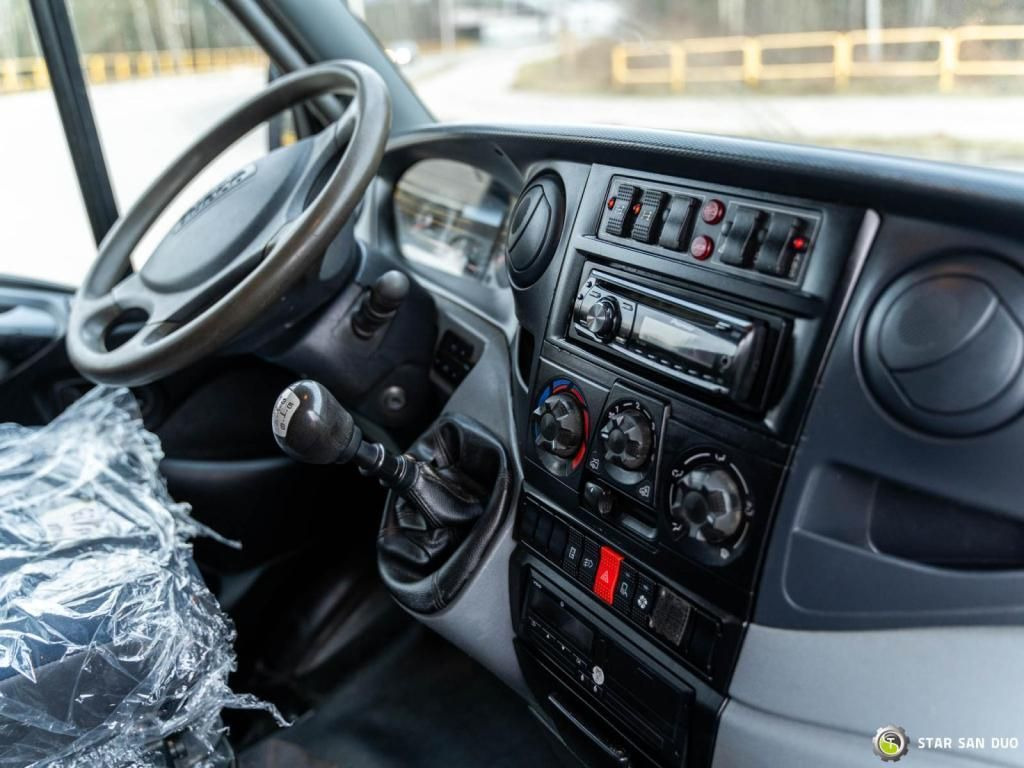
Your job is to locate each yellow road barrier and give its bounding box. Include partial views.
[612,24,1024,91]
[0,46,267,94]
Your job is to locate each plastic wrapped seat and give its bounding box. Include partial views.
[0,388,279,767]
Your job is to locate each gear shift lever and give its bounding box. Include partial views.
[272,379,510,613]
[272,379,416,490]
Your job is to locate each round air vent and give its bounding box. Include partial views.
[862,255,1024,436]
[506,175,564,288]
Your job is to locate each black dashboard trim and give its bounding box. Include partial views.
[389,123,1024,236]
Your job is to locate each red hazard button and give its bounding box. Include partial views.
[593,546,623,605]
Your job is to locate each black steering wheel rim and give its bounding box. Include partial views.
[67,60,391,386]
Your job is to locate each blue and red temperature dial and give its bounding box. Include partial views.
[532,379,590,474]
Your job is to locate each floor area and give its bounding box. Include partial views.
[239,624,571,768]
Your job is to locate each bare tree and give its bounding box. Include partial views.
[130,0,159,51]
[155,0,187,52]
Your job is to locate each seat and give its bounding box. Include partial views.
[0,388,275,767]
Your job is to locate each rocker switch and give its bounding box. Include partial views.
[605,183,640,237]
[657,194,697,251]
[631,189,667,244]
[718,207,765,267]
[755,215,806,277]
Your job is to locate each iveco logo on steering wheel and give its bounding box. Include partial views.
[171,163,257,233]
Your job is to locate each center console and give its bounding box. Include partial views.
[510,163,868,766]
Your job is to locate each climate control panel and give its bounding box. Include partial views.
[526,365,781,595]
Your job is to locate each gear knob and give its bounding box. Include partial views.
[272,380,417,491]
[272,379,363,465]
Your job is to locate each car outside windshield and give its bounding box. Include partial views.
[359,0,1024,171]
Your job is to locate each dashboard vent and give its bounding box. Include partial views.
[506,175,565,288]
[862,254,1024,436]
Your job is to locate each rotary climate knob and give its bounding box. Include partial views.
[600,408,653,470]
[670,465,745,544]
[583,297,620,340]
[533,392,585,458]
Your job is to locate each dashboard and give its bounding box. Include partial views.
[371,124,1024,768]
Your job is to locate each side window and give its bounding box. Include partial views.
[1,0,96,285]
[0,0,270,286]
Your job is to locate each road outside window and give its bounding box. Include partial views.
[363,0,1024,171]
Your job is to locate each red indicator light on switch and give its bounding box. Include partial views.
[701,199,725,224]
[791,235,808,251]
[593,546,623,605]
[690,234,714,261]
[632,202,643,215]
[607,197,616,210]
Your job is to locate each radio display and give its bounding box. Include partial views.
[636,308,737,370]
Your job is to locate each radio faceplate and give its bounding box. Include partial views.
[569,267,784,410]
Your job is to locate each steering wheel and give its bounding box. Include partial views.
[67,61,390,386]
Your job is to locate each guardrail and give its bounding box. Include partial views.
[0,47,267,93]
[611,25,1024,91]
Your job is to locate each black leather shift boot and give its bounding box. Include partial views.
[377,415,510,613]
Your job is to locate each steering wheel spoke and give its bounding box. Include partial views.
[67,60,391,385]
[117,248,266,329]
[283,101,360,216]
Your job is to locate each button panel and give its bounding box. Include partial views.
[517,495,721,676]
[434,330,476,386]
[598,174,819,285]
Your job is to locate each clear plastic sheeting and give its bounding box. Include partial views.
[0,387,282,767]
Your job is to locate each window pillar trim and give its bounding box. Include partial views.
[29,0,119,246]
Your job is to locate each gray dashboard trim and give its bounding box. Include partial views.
[399,291,528,698]
[720,623,1024,767]
[714,700,974,768]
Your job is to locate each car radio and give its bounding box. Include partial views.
[569,269,783,409]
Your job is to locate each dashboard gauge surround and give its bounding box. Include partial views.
[393,158,514,285]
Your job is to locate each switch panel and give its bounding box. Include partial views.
[597,174,819,287]
[516,495,722,680]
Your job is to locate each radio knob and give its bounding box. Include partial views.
[532,392,585,458]
[583,297,620,341]
[670,465,745,544]
[600,408,653,470]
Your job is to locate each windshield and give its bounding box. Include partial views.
[361,0,1024,171]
